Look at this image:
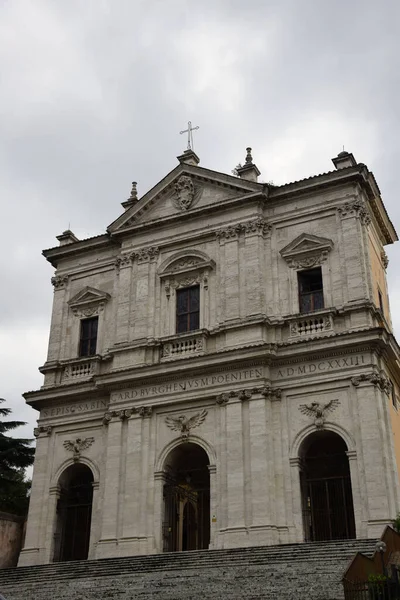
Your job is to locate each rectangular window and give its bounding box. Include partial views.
[378,289,384,313]
[176,286,200,334]
[298,268,324,314]
[79,317,98,357]
[391,382,397,409]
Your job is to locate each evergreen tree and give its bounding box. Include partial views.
[0,398,35,515]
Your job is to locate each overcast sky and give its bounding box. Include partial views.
[1,0,400,444]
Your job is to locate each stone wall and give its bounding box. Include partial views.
[0,512,24,568]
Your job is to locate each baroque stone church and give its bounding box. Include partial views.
[19,145,400,566]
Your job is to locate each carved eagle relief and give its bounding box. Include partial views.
[63,437,95,461]
[299,399,340,429]
[165,409,208,439]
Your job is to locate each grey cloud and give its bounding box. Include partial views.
[1,0,400,435]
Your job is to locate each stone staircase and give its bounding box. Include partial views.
[0,539,377,600]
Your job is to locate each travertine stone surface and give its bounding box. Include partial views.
[19,151,400,566]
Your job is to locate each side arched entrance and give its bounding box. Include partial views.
[300,430,356,541]
[162,442,210,552]
[53,463,94,562]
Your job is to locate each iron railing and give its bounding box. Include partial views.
[343,575,400,600]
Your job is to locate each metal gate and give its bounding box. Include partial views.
[303,475,355,541]
[55,480,93,561]
[163,481,210,552]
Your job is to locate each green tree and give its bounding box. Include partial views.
[0,398,35,515]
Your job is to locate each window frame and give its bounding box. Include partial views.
[297,267,325,314]
[79,316,99,357]
[176,285,200,334]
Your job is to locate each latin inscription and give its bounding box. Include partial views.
[42,399,108,418]
[110,368,264,403]
[274,355,365,379]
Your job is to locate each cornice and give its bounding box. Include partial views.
[109,190,265,239]
[43,234,117,268]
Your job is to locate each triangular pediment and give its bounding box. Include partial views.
[280,233,334,258]
[280,233,333,269]
[68,287,111,310]
[108,164,261,234]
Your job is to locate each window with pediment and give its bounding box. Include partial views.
[158,251,215,337]
[68,286,110,357]
[280,233,333,315]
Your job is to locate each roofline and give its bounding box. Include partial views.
[42,234,116,268]
[107,163,262,233]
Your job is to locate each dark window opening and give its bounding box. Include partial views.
[298,268,324,314]
[378,289,384,313]
[176,286,200,334]
[79,317,98,357]
[391,382,397,409]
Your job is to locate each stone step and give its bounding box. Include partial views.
[0,539,378,600]
[1,545,375,582]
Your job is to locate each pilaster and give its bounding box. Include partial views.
[225,400,245,539]
[19,426,52,566]
[115,254,133,344]
[216,227,241,321]
[337,198,371,304]
[97,414,123,555]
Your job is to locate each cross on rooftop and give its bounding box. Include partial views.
[180,121,199,150]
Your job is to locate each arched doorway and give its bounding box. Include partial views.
[162,443,210,552]
[300,431,356,541]
[54,463,94,562]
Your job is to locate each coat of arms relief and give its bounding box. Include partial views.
[173,175,202,211]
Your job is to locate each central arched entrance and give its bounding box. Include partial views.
[54,463,94,562]
[300,430,356,541]
[162,442,210,552]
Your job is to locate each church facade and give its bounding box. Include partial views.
[19,147,400,566]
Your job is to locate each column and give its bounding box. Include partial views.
[134,261,150,340]
[208,465,218,549]
[115,255,133,344]
[98,414,123,556]
[215,395,228,536]
[19,427,52,566]
[271,393,286,531]
[153,471,166,554]
[217,228,240,321]
[225,400,246,543]
[43,485,61,563]
[337,200,371,304]
[47,276,68,362]
[346,450,365,538]
[147,258,157,340]
[352,380,392,536]
[88,481,101,559]
[122,414,142,541]
[242,220,271,317]
[139,409,152,544]
[289,458,305,543]
[248,396,270,527]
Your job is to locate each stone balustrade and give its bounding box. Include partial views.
[161,332,206,360]
[289,312,334,338]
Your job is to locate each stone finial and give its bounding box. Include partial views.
[332,151,357,170]
[121,181,139,210]
[236,146,261,182]
[130,181,138,200]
